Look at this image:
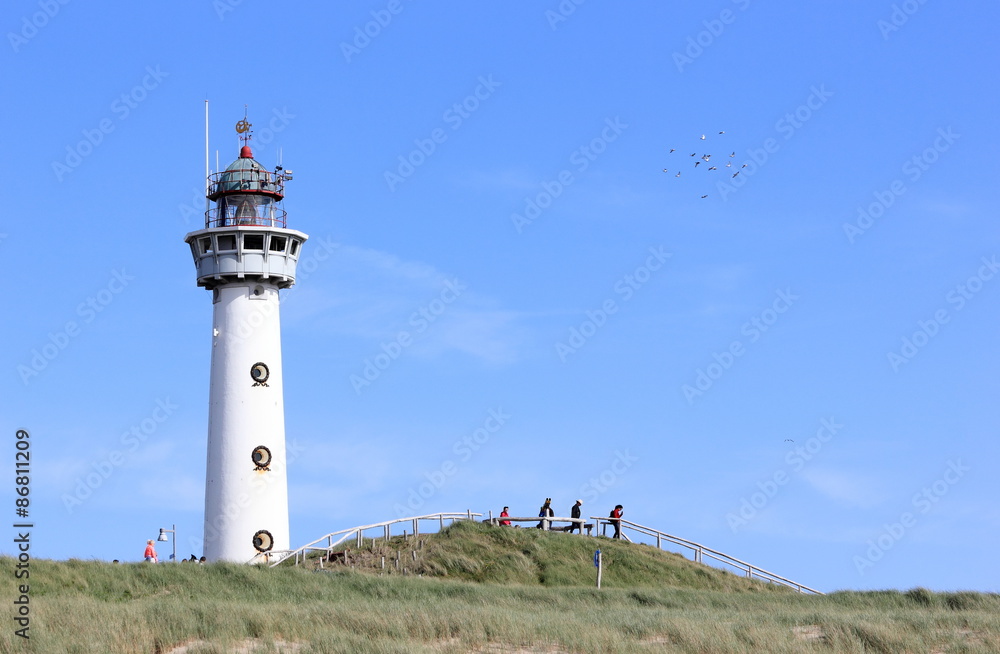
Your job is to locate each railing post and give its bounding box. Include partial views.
[439,514,444,531]
[357,530,363,548]
[656,533,661,549]
[413,519,419,538]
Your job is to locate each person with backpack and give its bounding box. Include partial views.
[610,504,624,539]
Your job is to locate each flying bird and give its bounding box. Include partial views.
[708,166,717,170]
[702,154,711,161]
[700,134,706,140]
[784,439,794,442]
[729,152,735,157]
[701,195,708,198]
[742,163,747,168]
[725,162,732,167]
[732,171,740,178]
[675,172,681,177]
[690,152,696,157]
[719,131,725,134]
[669,149,676,153]
[694,161,701,167]
[662,169,668,173]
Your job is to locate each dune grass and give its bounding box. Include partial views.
[2,522,999,653]
[302,520,789,593]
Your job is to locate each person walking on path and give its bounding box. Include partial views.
[569,500,583,533]
[499,506,511,526]
[144,539,158,563]
[610,504,624,539]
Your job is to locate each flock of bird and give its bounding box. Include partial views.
[663,131,746,199]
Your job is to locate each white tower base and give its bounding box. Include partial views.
[186,220,309,563]
[203,282,290,562]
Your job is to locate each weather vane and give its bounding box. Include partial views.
[235,105,252,144]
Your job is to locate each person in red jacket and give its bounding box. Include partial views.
[610,505,624,539]
[499,506,511,526]
[144,539,158,563]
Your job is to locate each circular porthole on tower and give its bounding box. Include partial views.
[250,362,269,385]
[251,446,272,470]
[253,530,274,552]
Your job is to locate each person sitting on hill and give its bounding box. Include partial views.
[537,498,554,529]
[499,506,512,526]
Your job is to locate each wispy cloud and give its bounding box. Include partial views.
[286,244,531,364]
[799,467,889,509]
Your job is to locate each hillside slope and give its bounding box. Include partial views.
[297,519,791,593]
[2,523,998,653]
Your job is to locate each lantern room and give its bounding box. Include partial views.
[206,144,290,228]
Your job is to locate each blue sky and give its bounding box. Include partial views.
[2,1,998,593]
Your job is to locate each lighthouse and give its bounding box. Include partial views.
[184,118,308,562]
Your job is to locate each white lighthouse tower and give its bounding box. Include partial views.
[184,118,308,562]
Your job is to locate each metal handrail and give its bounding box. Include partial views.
[590,517,823,594]
[207,170,285,198]
[203,208,287,229]
[265,510,822,594]
[485,516,588,531]
[266,511,482,568]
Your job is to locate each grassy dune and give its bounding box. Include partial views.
[3,522,998,653]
